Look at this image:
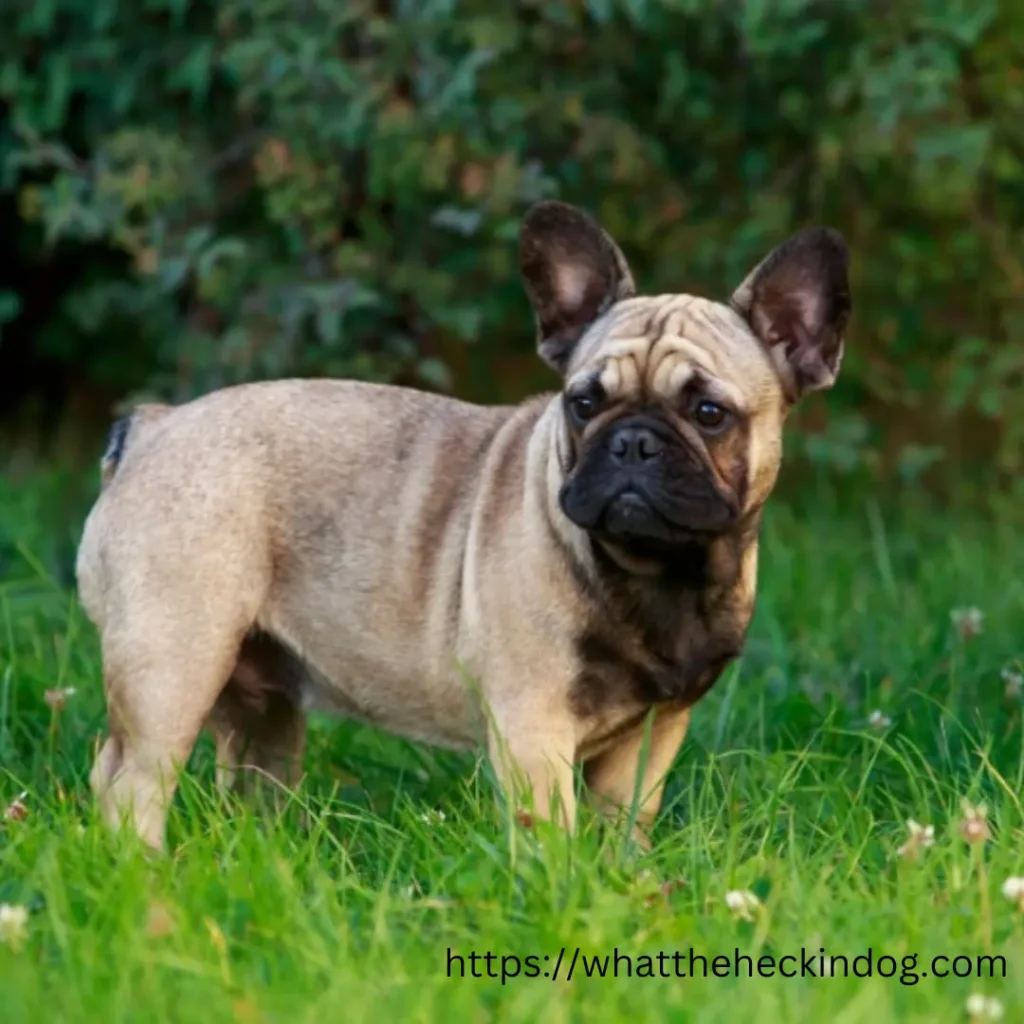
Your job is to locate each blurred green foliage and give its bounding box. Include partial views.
[2,0,1023,485]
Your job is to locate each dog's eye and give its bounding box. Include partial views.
[568,394,599,425]
[693,399,729,431]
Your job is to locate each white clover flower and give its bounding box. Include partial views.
[725,889,761,922]
[965,993,1004,1020]
[868,709,893,730]
[0,904,29,950]
[1000,876,1024,907]
[951,607,984,639]
[43,686,77,711]
[897,819,935,860]
[1001,667,1023,700]
[2,792,28,822]
[959,800,992,846]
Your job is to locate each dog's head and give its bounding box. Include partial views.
[519,202,851,568]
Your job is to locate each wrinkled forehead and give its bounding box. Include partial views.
[567,294,783,411]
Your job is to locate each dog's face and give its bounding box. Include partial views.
[519,203,851,566]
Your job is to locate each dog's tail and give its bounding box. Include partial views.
[100,403,172,488]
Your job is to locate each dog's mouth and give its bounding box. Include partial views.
[558,468,742,576]
[597,488,674,543]
[577,489,718,577]
[561,478,736,546]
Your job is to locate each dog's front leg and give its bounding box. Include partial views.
[487,706,577,831]
[583,705,691,850]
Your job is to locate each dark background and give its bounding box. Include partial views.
[2,0,1022,517]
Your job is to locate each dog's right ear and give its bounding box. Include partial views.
[730,227,851,402]
[519,201,636,375]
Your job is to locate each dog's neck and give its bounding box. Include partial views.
[590,529,744,585]
[583,523,761,710]
[587,513,762,635]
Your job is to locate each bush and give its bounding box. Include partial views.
[2,0,1022,487]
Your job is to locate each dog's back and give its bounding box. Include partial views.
[78,379,521,627]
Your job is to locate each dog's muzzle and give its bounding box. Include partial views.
[560,417,738,542]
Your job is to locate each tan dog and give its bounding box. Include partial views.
[76,201,851,851]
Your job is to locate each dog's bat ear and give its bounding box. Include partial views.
[730,227,851,402]
[519,201,636,375]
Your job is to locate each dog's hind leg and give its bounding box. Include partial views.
[93,613,251,852]
[208,692,306,808]
[79,427,275,851]
[207,630,307,808]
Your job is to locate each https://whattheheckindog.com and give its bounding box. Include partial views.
[445,945,1007,986]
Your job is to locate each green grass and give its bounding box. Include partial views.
[2,487,1024,1022]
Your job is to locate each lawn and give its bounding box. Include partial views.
[1,482,1022,1023]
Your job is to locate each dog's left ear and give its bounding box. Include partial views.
[519,201,636,375]
[730,228,851,402]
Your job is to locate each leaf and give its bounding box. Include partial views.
[43,54,71,131]
[196,237,249,280]
[167,40,216,102]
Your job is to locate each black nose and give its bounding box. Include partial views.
[608,426,665,465]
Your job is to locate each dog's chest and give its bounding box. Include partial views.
[570,609,745,759]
